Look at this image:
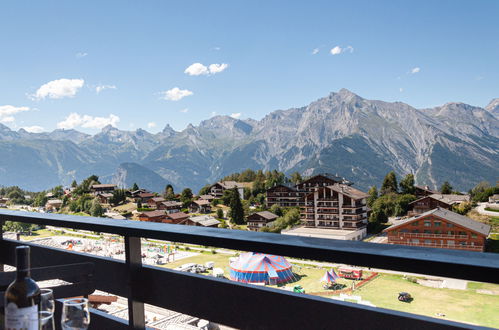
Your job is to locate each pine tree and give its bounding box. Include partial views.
[440,181,453,194]
[290,172,303,185]
[229,187,245,225]
[399,174,415,195]
[380,171,398,195]
[71,180,78,188]
[132,183,139,191]
[367,186,378,208]
[90,199,104,217]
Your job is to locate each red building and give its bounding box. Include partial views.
[384,208,490,252]
[147,197,166,209]
[138,210,166,223]
[408,194,470,216]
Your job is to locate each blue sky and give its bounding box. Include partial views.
[0,0,498,133]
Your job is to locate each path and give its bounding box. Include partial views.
[475,203,499,217]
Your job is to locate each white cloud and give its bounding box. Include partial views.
[212,47,221,51]
[330,46,342,55]
[230,113,241,119]
[32,78,84,100]
[147,122,157,128]
[180,108,189,113]
[410,67,421,74]
[57,113,120,129]
[22,125,44,133]
[312,48,320,55]
[0,116,15,123]
[0,105,30,123]
[399,88,404,92]
[76,52,88,58]
[208,63,228,74]
[330,45,354,55]
[184,62,229,76]
[161,87,193,101]
[96,85,117,93]
[185,63,210,76]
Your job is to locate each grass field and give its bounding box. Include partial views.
[355,275,499,328]
[20,229,55,240]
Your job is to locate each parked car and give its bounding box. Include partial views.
[398,292,412,302]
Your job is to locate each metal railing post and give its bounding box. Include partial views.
[124,236,145,329]
[0,216,4,272]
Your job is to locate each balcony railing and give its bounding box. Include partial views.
[391,233,469,239]
[392,241,484,252]
[1,210,499,329]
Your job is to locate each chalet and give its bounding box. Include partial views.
[138,210,167,223]
[489,194,499,204]
[189,199,212,214]
[209,181,245,199]
[266,185,300,208]
[45,199,63,212]
[164,212,189,224]
[265,173,350,208]
[135,192,155,203]
[297,183,369,240]
[90,184,117,194]
[0,197,9,207]
[198,194,215,202]
[147,197,166,209]
[384,207,490,252]
[96,193,113,204]
[158,201,183,214]
[183,215,221,228]
[414,185,438,198]
[129,189,150,198]
[408,194,470,216]
[247,211,279,231]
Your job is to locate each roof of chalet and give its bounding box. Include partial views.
[188,215,221,227]
[138,192,155,198]
[415,185,438,193]
[215,181,246,189]
[150,197,166,203]
[46,199,63,205]
[166,212,189,220]
[489,194,499,201]
[409,194,470,206]
[326,184,369,199]
[91,184,117,189]
[385,207,491,236]
[250,211,279,221]
[199,194,215,200]
[97,193,113,198]
[192,199,211,206]
[161,201,182,207]
[138,210,166,218]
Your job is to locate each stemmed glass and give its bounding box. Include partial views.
[40,289,55,329]
[61,298,90,330]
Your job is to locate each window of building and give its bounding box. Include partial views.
[447,231,454,235]
[447,223,454,228]
[434,221,441,227]
[434,230,441,235]
[424,240,432,245]
[424,221,431,227]
[411,239,419,244]
[459,241,466,246]
[411,230,419,233]
[471,233,477,238]
[448,241,455,246]
[411,221,419,226]
[424,230,431,234]
[459,231,466,236]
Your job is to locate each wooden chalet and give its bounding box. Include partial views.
[137,210,167,223]
[158,201,183,214]
[384,207,490,252]
[414,185,438,198]
[199,194,215,202]
[164,211,189,224]
[135,192,155,203]
[209,181,245,199]
[129,189,150,198]
[96,193,113,204]
[266,185,300,208]
[247,211,279,231]
[147,197,166,209]
[90,184,117,194]
[45,199,63,212]
[183,215,221,228]
[189,199,212,214]
[408,194,470,216]
[300,183,369,239]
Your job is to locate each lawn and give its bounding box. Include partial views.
[355,275,499,328]
[20,229,55,241]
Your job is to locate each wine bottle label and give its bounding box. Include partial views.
[4,302,39,330]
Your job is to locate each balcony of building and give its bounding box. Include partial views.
[1,210,498,329]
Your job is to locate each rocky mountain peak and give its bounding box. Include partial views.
[485,98,499,117]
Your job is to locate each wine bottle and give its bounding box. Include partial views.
[4,246,41,330]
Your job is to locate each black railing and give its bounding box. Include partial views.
[1,210,499,329]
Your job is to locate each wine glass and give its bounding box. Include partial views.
[40,311,56,330]
[61,298,90,330]
[40,288,55,314]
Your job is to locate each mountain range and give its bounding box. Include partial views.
[1,89,498,193]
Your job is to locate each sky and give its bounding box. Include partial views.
[0,0,498,133]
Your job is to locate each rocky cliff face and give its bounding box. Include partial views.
[0,89,497,192]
